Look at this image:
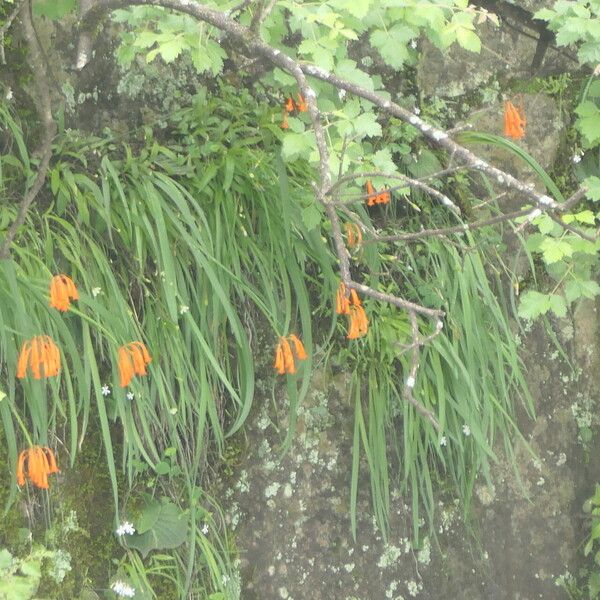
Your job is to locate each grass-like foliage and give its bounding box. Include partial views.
[1,88,334,595]
[1,86,533,594]
[344,229,533,541]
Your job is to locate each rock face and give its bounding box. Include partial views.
[417,13,576,98]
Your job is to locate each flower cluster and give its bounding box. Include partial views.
[281,93,308,128]
[118,342,152,387]
[365,180,391,206]
[16,446,60,489]
[273,334,308,375]
[116,521,136,536]
[49,274,79,312]
[344,222,363,248]
[503,99,526,140]
[335,283,368,339]
[16,335,61,379]
[15,274,154,489]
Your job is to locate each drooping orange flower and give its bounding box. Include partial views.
[281,111,289,129]
[365,181,391,206]
[344,222,363,248]
[347,304,369,339]
[16,335,61,379]
[49,274,79,312]
[336,282,350,315]
[296,94,308,112]
[335,283,368,339]
[285,97,295,113]
[118,341,152,387]
[503,100,526,140]
[16,445,60,489]
[274,334,308,375]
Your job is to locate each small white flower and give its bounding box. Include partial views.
[101,385,111,396]
[572,154,582,164]
[126,392,134,400]
[179,305,190,315]
[413,107,421,115]
[221,574,230,587]
[91,287,102,297]
[111,580,136,598]
[440,436,447,447]
[115,521,136,536]
[201,523,209,535]
[6,88,13,101]
[462,424,471,436]
[338,89,347,100]
[405,376,415,389]
[169,407,178,415]
[410,39,418,49]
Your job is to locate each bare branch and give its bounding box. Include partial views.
[329,171,461,214]
[371,207,533,243]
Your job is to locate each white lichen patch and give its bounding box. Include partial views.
[417,537,431,566]
[378,544,403,569]
[265,482,281,498]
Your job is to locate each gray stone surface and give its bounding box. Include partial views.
[417,21,575,98]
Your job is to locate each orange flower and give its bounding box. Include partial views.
[285,97,295,113]
[336,282,350,315]
[347,304,369,339]
[376,190,391,205]
[288,334,308,360]
[365,181,377,206]
[281,112,289,129]
[335,284,368,339]
[16,335,61,379]
[296,94,308,112]
[344,222,363,248]
[49,274,79,312]
[503,100,526,140]
[16,446,60,489]
[274,334,308,375]
[365,181,390,206]
[118,341,152,387]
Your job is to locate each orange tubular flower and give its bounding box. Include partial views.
[118,341,152,387]
[296,94,308,112]
[16,335,61,379]
[16,446,60,489]
[285,97,295,113]
[281,111,289,129]
[335,286,368,339]
[288,334,308,360]
[273,334,308,375]
[344,222,363,248]
[503,100,526,140]
[376,190,391,205]
[366,181,391,206]
[336,282,350,315]
[365,181,377,206]
[49,274,79,312]
[347,304,369,339]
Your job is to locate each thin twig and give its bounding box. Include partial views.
[329,170,461,214]
[370,207,532,243]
